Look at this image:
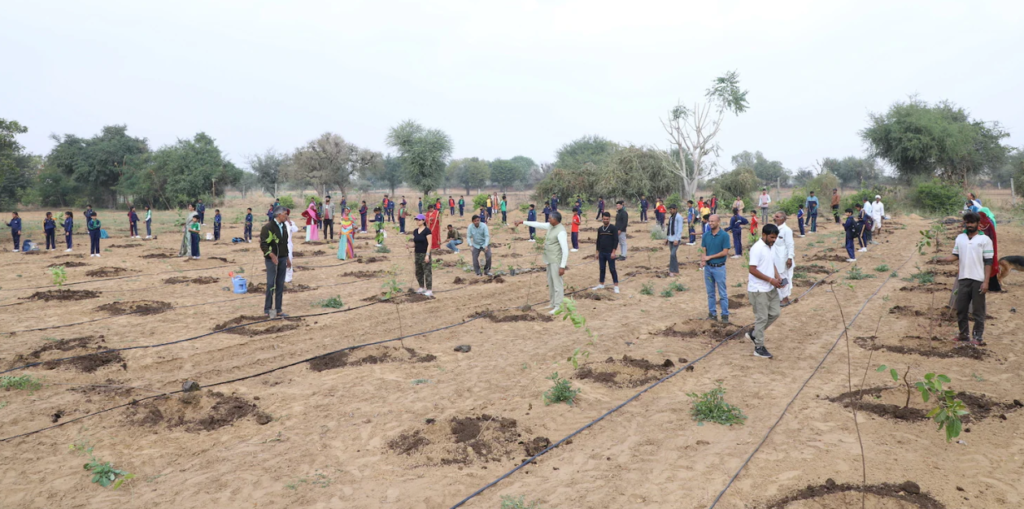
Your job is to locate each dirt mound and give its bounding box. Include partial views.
[340,270,382,278]
[727,293,748,309]
[801,265,833,275]
[56,254,84,259]
[956,392,1022,422]
[44,351,126,373]
[827,388,927,422]
[25,335,102,359]
[659,320,744,341]
[95,300,172,316]
[141,253,177,259]
[164,276,220,285]
[358,256,388,264]
[452,276,505,285]
[68,378,135,398]
[575,290,614,301]
[899,284,951,294]
[888,305,992,323]
[24,289,101,302]
[107,243,142,248]
[765,478,944,509]
[575,355,675,388]
[854,336,988,360]
[292,250,326,258]
[889,305,925,317]
[123,391,270,432]
[85,267,134,277]
[248,282,315,293]
[308,346,436,372]
[47,261,88,268]
[480,310,553,323]
[386,414,526,465]
[807,253,851,263]
[631,246,663,253]
[213,315,303,336]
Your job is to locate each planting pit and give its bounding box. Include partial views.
[807,253,851,263]
[308,346,436,372]
[24,289,101,302]
[247,282,315,293]
[899,284,951,294]
[764,478,944,509]
[85,267,135,277]
[141,253,177,259]
[479,309,553,323]
[827,387,1019,423]
[800,265,833,275]
[213,315,304,337]
[43,351,126,373]
[163,276,219,285]
[452,276,505,285]
[123,391,271,432]
[46,261,88,268]
[358,256,388,264]
[339,270,383,278]
[291,250,326,258]
[386,414,533,466]
[854,336,988,360]
[728,293,748,309]
[658,319,745,341]
[95,300,172,316]
[575,355,675,388]
[574,290,615,301]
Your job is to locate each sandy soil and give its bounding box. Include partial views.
[1,193,1022,509]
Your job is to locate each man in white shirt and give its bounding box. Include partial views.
[871,195,884,241]
[745,223,783,359]
[519,212,570,314]
[758,188,772,225]
[935,211,993,344]
[772,212,795,306]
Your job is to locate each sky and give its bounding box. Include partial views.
[3,0,1023,175]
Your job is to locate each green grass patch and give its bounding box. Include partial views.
[688,383,746,426]
[312,296,344,309]
[0,375,42,392]
[543,372,581,406]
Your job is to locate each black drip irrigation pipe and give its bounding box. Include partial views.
[706,253,914,508]
[447,271,838,509]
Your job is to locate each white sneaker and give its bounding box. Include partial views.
[146,236,152,239]
[799,235,805,238]
[846,258,856,262]
[685,242,695,246]
[730,255,740,259]
[424,290,433,297]
[549,308,558,315]
[529,239,535,242]
[570,249,578,252]
[12,249,18,252]
[415,288,425,294]
[613,286,620,294]
[65,249,72,252]
[593,284,605,290]
[858,248,867,252]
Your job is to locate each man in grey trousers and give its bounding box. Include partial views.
[745,223,783,359]
[260,206,291,317]
[615,200,629,261]
[520,212,569,314]
[467,215,492,277]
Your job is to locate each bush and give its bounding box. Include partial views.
[910,179,962,215]
[543,372,581,406]
[302,195,322,207]
[664,192,683,209]
[776,194,806,216]
[688,383,746,425]
[712,167,759,206]
[278,195,296,210]
[650,223,666,240]
[842,188,879,213]
[472,194,489,210]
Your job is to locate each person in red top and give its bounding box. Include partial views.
[709,194,718,214]
[655,200,667,229]
[749,210,759,237]
[426,204,441,250]
[448,196,456,215]
[697,197,705,212]
[570,207,581,252]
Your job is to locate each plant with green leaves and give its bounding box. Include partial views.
[668,281,687,292]
[687,383,746,425]
[846,265,876,280]
[905,266,935,284]
[555,298,591,338]
[83,457,135,489]
[432,258,443,271]
[0,375,42,392]
[501,495,544,509]
[660,288,674,298]
[543,372,581,406]
[874,264,890,272]
[640,282,654,296]
[312,296,344,309]
[916,372,969,442]
[567,347,590,370]
[915,224,944,255]
[876,364,913,408]
[375,244,390,254]
[49,265,67,288]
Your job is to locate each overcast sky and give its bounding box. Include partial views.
[4,0,1022,175]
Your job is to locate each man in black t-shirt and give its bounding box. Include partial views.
[615,201,629,261]
[593,211,620,293]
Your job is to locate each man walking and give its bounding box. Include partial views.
[665,204,684,276]
[870,195,884,242]
[805,191,819,233]
[467,215,492,276]
[322,195,335,240]
[757,188,771,225]
[592,211,620,293]
[746,224,783,359]
[700,214,731,323]
[615,200,629,261]
[458,195,465,217]
[520,212,569,314]
[772,211,795,306]
[725,207,749,258]
[936,212,992,345]
[595,197,605,220]
[831,188,841,224]
[260,206,291,318]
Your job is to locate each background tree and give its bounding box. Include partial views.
[710,166,759,209]
[862,97,1010,187]
[731,150,789,187]
[386,120,453,194]
[534,164,600,203]
[449,157,490,194]
[490,158,526,192]
[662,71,749,199]
[288,132,357,197]
[142,132,240,208]
[792,167,815,187]
[47,125,150,207]
[508,155,537,185]
[0,119,34,209]
[248,149,288,197]
[380,154,404,195]
[554,135,618,171]
[597,145,677,201]
[821,156,883,188]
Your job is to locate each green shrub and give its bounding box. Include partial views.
[543,372,581,406]
[278,195,296,210]
[313,296,344,309]
[841,188,879,213]
[660,288,674,298]
[776,194,806,216]
[640,282,654,296]
[472,194,489,211]
[688,383,746,425]
[910,179,962,215]
[501,495,544,509]
[0,375,42,392]
[875,264,890,272]
[664,192,683,208]
[668,281,688,292]
[302,195,322,207]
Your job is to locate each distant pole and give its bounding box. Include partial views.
[1012,179,1016,207]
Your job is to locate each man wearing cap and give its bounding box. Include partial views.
[519,212,569,314]
[467,214,492,276]
[758,188,772,225]
[260,206,291,318]
[871,195,884,241]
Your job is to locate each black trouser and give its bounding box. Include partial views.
[399,218,406,233]
[12,232,20,251]
[45,230,56,249]
[323,218,334,239]
[595,208,603,220]
[65,231,73,249]
[955,278,986,339]
[146,219,152,236]
[191,232,200,256]
[599,252,618,284]
[640,209,648,221]
[832,205,840,223]
[198,212,205,224]
[450,206,455,215]
[459,206,464,216]
[214,223,221,240]
[244,224,253,241]
[130,221,138,237]
[264,257,287,313]
[501,211,507,223]
[89,230,100,254]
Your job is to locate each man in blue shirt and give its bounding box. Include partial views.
[550,194,559,211]
[686,200,697,245]
[724,207,749,258]
[467,215,492,276]
[527,204,537,241]
[665,204,684,276]
[196,199,206,225]
[595,197,605,220]
[244,208,254,243]
[700,214,732,322]
[639,195,649,223]
[5,212,22,251]
[804,191,820,233]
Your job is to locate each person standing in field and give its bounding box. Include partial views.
[427,201,442,250]
[128,206,139,239]
[700,214,731,323]
[595,197,605,220]
[261,206,291,317]
[797,204,805,237]
[655,199,667,230]
[449,196,455,215]
[570,207,581,252]
[831,188,841,224]
[935,211,992,345]
[485,195,493,220]
[731,196,745,217]
[467,215,492,277]
[398,201,409,233]
[615,200,629,261]
[336,208,355,260]
[188,214,201,259]
[639,195,649,223]
[519,212,569,314]
[145,206,153,239]
[63,211,74,252]
[758,188,772,225]
[709,194,718,215]
[458,196,465,217]
[409,214,434,298]
[43,212,56,251]
[686,200,697,245]
[804,191,819,233]
[665,203,684,276]
[500,195,508,225]
[527,204,537,241]
[359,201,368,233]
[283,208,299,282]
[322,196,335,240]
[725,207,749,259]
[88,211,102,256]
[842,208,857,262]
[196,199,206,225]
[772,211,796,307]
[593,211,620,293]
[749,210,758,240]
[550,193,559,212]
[871,195,884,240]
[178,204,198,258]
[302,201,319,242]
[542,203,551,222]
[745,224,783,358]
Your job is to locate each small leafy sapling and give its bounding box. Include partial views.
[382,264,406,346]
[49,265,67,288]
[543,372,581,406]
[876,364,913,408]
[916,373,969,442]
[555,298,593,369]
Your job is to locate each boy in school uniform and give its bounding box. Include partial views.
[478,206,488,224]
[373,207,385,246]
[213,209,222,241]
[44,212,57,250]
[189,215,201,259]
[842,208,857,262]
[88,211,102,257]
[128,206,140,238]
[542,204,551,222]
[458,196,465,217]
[797,205,806,237]
[527,204,537,241]
[5,212,21,251]
[244,208,254,243]
[749,210,759,240]
[686,200,697,245]
[63,211,74,251]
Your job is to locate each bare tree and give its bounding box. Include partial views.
[661,71,749,199]
[288,133,364,197]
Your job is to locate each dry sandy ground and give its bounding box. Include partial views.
[1,196,1022,509]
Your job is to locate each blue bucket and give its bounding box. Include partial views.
[232,277,248,294]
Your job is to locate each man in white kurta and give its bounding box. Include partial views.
[871,195,884,242]
[520,212,570,314]
[772,211,795,306]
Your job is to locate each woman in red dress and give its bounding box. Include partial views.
[427,202,442,250]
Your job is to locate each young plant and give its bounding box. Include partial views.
[554,298,591,337]
[375,245,391,254]
[312,296,344,309]
[431,258,443,271]
[543,372,581,406]
[83,457,135,489]
[916,224,944,255]
[916,373,969,442]
[640,282,654,296]
[874,264,890,272]
[49,265,67,288]
[381,265,406,345]
[660,288,674,298]
[668,281,687,292]
[0,375,42,392]
[687,383,746,425]
[501,495,544,509]
[567,347,590,370]
[876,364,913,408]
[846,265,876,281]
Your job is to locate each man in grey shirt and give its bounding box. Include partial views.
[322,196,335,240]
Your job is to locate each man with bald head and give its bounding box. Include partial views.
[700,213,732,322]
[772,211,796,306]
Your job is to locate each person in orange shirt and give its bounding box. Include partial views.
[655,200,667,229]
[749,210,759,238]
[570,207,581,252]
[697,197,705,211]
